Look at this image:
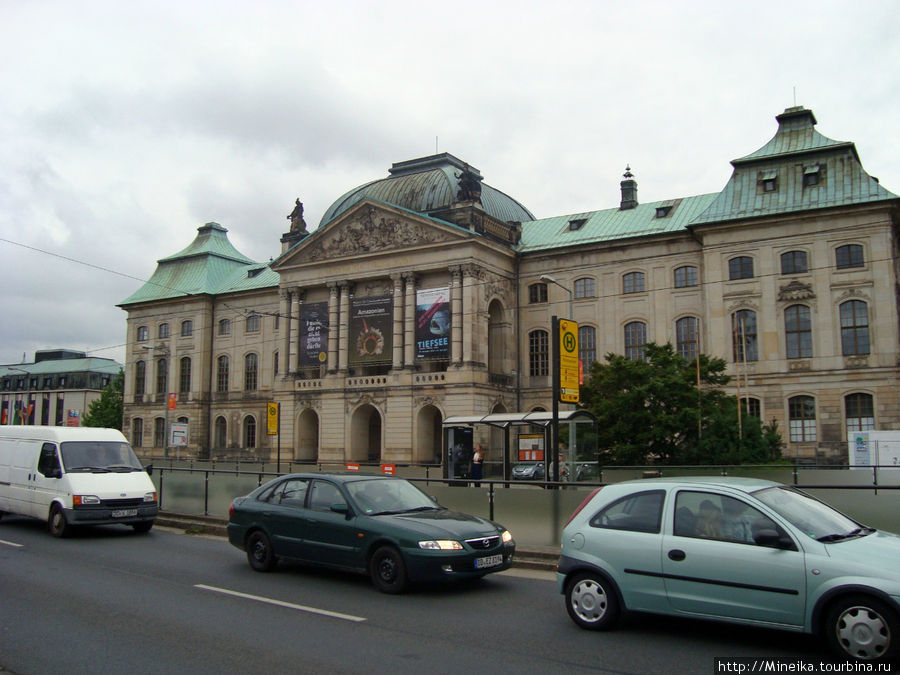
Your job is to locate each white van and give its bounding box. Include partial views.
[0,426,158,537]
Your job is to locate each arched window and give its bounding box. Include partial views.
[216,356,229,392]
[741,397,761,418]
[155,358,168,395]
[218,318,232,336]
[624,321,647,361]
[845,393,874,433]
[244,353,258,391]
[840,300,869,355]
[574,277,595,299]
[244,415,257,449]
[179,357,191,394]
[835,244,864,270]
[132,418,144,447]
[158,323,170,338]
[154,417,166,448]
[528,330,549,376]
[728,256,754,280]
[180,320,193,337]
[214,416,227,448]
[137,326,148,342]
[246,314,260,332]
[780,251,808,275]
[785,305,812,359]
[528,283,547,304]
[675,317,699,360]
[674,266,698,288]
[788,395,816,442]
[578,325,596,366]
[732,310,758,362]
[623,271,645,294]
[134,361,145,396]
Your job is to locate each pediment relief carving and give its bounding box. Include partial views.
[836,287,870,303]
[726,299,759,313]
[483,271,514,305]
[778,280,815,302]
[301,206,458,263]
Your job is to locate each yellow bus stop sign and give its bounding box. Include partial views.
[559,319,579,403]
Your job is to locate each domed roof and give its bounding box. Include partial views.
[319,153,534,227]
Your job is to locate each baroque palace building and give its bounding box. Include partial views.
[119,106,900,466]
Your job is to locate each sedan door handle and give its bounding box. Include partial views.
[668,549,686,561]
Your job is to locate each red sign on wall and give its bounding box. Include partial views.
[346,463,360,472]
[381,464,396,475]
[167,393,177,410]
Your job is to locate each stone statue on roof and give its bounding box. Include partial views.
[456,165,482,203]
[287,198,308,233]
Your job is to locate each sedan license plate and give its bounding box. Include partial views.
[111,508,138,518]
[474,554,503,570]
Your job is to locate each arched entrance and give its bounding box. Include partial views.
[295,408,319,461]
[350,403,382,463]
[415,404,443,465]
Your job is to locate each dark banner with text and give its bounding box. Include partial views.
[415,287,450,360]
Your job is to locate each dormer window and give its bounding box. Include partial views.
[247,267,264,278]
[758,170,778,193]
[655,200,675,218]
[568,218,587,231]
[803,164,823,187]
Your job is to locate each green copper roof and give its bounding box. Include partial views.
[319,153,534,227]
[119,222,275,306]
[691,107,897,225]
[518,194,718,252]
[1,357,121,377]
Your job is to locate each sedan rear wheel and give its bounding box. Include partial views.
[566,572,619,630]
[370,545,408,594]
[246,531,277,572]
[825,595,897,663]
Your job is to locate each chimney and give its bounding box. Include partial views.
[620,165,638,210]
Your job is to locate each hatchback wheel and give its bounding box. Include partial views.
[566,572,619,630]
[246,531,277,572]
[825,595,897,663]
[370,546,408,594]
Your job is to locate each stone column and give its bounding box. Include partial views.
[403,273,416,368]
[391,273,404,370]
[280,289,292,378]
[327,283,339,374]
[292,287,305,373]
[462,264,477,365]
[449,265,462,365]
[338,281,351,373]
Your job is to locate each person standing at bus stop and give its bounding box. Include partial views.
[470,444,485,482]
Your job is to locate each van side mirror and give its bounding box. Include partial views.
[145,464,153,476]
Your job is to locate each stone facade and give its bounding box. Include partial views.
[120,109,900,465]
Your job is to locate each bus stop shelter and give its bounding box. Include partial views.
[442,409,597,481]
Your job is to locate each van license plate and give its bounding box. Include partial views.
[474,554,503,569]
[111,509,138,518]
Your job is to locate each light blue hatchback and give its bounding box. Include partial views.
[557,477,900,664]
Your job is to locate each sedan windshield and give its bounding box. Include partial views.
[60,441,144,472]
[346,479,441,515]
[753,486,865,541]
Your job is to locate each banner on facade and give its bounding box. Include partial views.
[349,295,393,365]
[66,409,80,427]
[299,301,329,367]
[415,286,450,360]
[267,402,278,435]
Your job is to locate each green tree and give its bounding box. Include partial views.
[580,343,782,465]
[82,370,124,430]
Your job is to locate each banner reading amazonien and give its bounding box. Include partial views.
[349,295,393,365]
[299,302,329,367]
[415,286,450,360]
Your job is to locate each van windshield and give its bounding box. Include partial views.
[60,441,144,473]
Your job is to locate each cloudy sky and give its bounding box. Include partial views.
[1,0,898,367]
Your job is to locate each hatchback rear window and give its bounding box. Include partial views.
[589,490,664,534]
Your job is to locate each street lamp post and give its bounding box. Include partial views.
[540,274,573,320]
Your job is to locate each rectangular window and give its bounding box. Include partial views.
[529,331,549,377]
[529,283,548,304]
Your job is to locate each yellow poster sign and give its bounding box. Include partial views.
[559,319,580,403]
[267,402,279,435]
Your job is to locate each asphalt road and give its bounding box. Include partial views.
[0,516,832,674]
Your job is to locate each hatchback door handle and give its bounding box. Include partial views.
[668,549,686,561]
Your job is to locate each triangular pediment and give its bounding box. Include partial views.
[273,199,471,268]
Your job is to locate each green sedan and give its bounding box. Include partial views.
[227,473,515,593]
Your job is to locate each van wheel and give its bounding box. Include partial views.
[48,504,71,538]
[132,521,153,533]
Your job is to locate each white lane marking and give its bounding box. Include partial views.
[195,584,367,623]
[0,539,24,548]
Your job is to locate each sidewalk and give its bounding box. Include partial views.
[155,512,559,572]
